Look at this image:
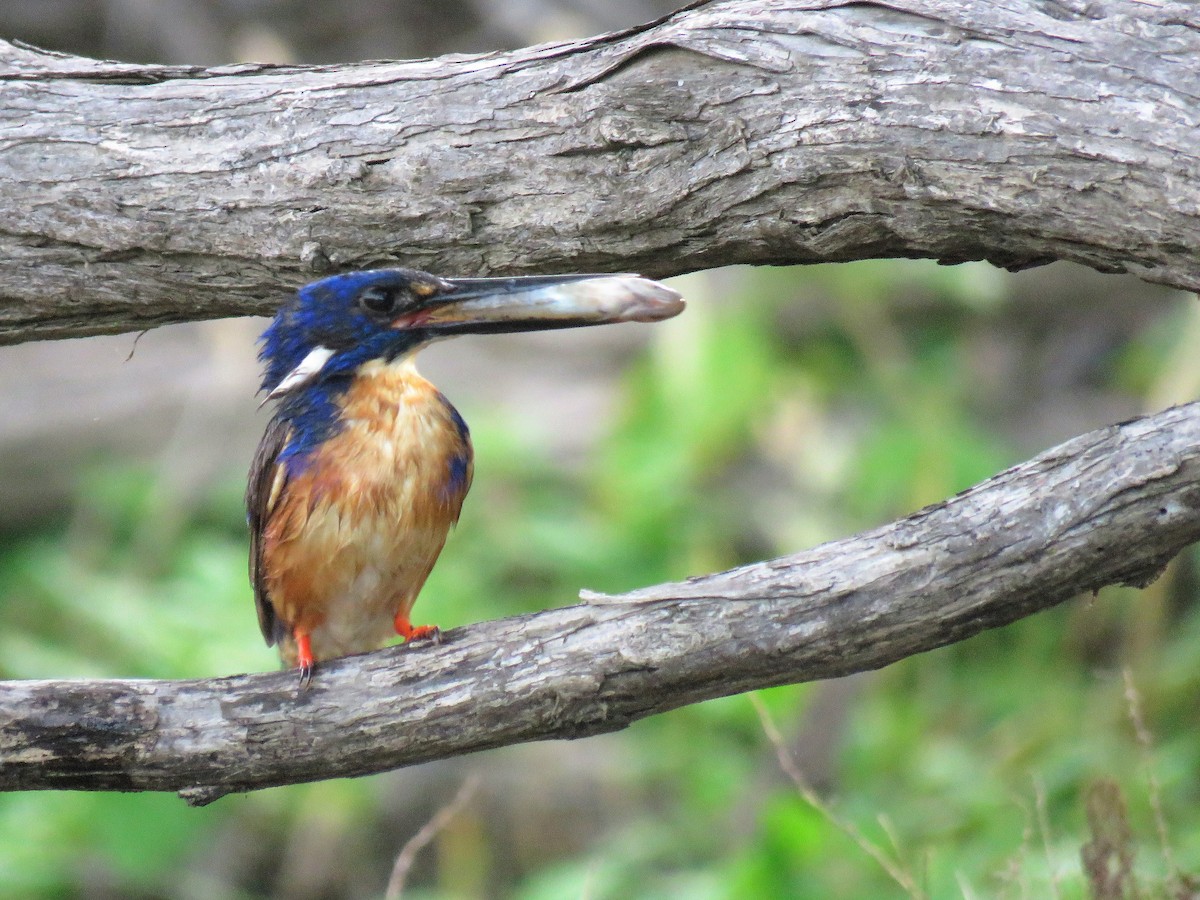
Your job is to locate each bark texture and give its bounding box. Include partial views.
[2,0,1199,344]
[2,401,1198,805]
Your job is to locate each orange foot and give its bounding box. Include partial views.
[394,612,441,645]
[295,630,315,690]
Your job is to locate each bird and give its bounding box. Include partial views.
[247,267,684,686]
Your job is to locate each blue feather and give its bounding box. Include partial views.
[446,400,471,443]
[275,380,349,473]
[443,451,471,500]
[259,270,437,472]
[258,270,425,395]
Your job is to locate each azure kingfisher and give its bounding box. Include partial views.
[247,268,684,686]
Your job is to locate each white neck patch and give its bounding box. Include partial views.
[265,345,335,401]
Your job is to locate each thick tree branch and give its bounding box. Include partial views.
[2,0,1198,344]
[2,401,1198,805]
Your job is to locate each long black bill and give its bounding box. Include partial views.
[392,273,685,334]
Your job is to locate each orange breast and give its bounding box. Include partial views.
[263,357,473,662]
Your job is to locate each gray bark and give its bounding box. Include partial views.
[2,0,1199,344]
[2,401,1198,805]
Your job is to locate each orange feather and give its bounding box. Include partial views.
[260,357,473,666]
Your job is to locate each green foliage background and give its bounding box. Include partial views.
[1,261,1198,898]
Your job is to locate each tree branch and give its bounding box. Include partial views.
[2,0,1198,344]
[2,401,1197,805]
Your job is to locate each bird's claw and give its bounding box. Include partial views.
[406,624,441,645]
[295,630,315,692]
[395,612,440,645]
[297,660,314,692]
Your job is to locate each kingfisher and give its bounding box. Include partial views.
[247,267,684,686]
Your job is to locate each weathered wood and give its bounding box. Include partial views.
[2,0,1199,344]
[2,401,1197,805]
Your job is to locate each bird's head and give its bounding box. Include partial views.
[258,268,684,401]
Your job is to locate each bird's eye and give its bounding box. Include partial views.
[359,286,401,315]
